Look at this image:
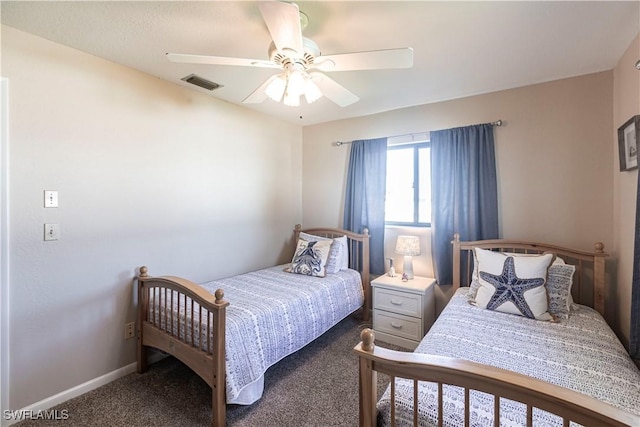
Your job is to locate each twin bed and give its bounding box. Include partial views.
[137,226,640,427]
[136,225,370,426]
[355,234,640,426]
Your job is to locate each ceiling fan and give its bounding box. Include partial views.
[166,1,413,107]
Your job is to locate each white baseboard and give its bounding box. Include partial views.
[2,352,166,426]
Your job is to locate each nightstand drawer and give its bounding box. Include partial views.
[373,310,422,342]
[374,287,422,318]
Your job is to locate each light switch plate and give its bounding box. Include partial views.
[44,190,58,208]
[44,223,60,241]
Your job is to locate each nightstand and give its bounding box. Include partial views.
[371,275,436,350]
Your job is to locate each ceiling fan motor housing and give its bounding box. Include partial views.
[268,37,320,69]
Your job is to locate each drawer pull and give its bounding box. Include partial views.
[391,322,403,329]
[390,298,403,305]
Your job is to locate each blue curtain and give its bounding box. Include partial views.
[343,138,387,275]
[630,168,640,360]
[430,124,499,285]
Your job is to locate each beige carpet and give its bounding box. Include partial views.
[14,315,405,427]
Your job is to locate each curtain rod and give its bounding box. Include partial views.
[334,120,503,146]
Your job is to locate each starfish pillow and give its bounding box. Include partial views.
[473,248,554,321]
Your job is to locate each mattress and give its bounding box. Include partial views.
[152,264,364,404]
[378,288,640,426]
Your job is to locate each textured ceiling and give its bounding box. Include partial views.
[2,1,639,126]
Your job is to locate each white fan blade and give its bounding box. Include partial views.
[259,1,303,55]
[166,53,278,68]
[242,74,281,104]
[309,72,359,107]
[314,48,414,72]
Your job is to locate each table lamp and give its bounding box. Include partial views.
[395,235,420,279]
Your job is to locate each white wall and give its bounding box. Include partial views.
[2,25,302,410]
[302,71,615,318]
[1,77,10,419]
[612,34,640,349]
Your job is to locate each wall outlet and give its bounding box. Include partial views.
[124,322,135,339]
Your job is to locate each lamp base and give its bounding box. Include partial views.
[403,256,414,279]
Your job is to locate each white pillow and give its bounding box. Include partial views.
[473,248,553,321]
[287,238,332,277]
[336,235,349,270]
[467,251,575,318]
[469,252,564,297]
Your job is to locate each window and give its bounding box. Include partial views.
[385,142,431,226]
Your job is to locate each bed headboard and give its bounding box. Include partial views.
[452,233,608,316]
[294,224,371,319]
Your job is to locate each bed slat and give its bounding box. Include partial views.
[437,382,443,427]
[465,251,471,287]
[464,388,470,426]
[190,299,194,346]
[390,376,396,427]
[577,259,583,305]
[198,306,202,351]
[170,289,174,337]
[412,380,418,426]
[207,311,211,354]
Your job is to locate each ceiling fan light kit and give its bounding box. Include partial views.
[167,1,413,107]
[265,62,323,107]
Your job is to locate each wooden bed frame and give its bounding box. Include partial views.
[136,224,370,427]
[354,235,639,427]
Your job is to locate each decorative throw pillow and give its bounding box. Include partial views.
[298,232,348,273]
[469,252,564,298]
[287,238,333,277]
[546,263,576,319]
[336,235,349,270]
[472,248,554,321]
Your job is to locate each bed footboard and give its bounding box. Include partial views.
[354,329,638,427]
[137,266,229,427]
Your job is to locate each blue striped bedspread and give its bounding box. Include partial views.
[378,288,640,426]
[199,265,364,404]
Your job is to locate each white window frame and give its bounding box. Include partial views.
[385,141,431,227]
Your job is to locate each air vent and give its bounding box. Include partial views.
[180,74,222,91]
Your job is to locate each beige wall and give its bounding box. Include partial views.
[1,26,302,410]
[303,71,614,316]
[612,34,640,349]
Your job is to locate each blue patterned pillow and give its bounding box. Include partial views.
[473,248,553,321]
[546,263,576,319]
[299,232,345,274]
[287,238,332,277]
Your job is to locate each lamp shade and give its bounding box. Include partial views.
[395,235,420,256]
[265,74,286,102]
